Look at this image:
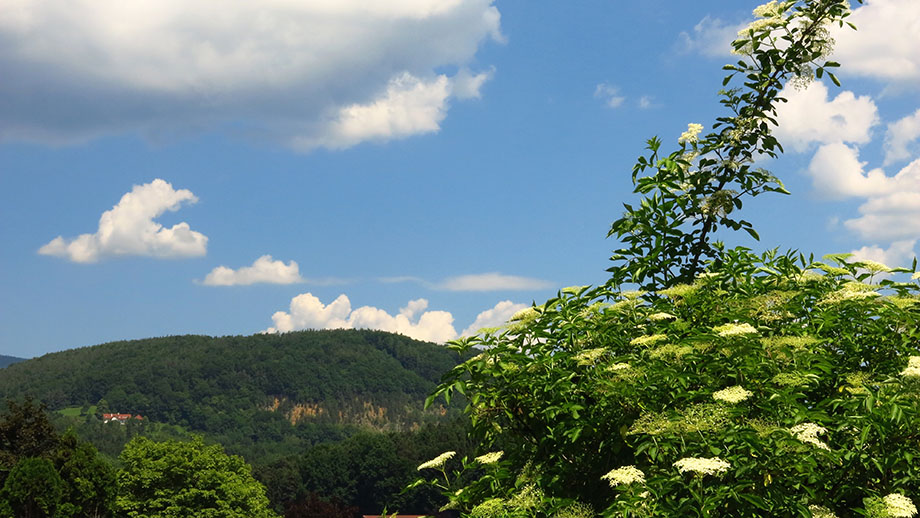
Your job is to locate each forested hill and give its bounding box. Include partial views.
[0,355,25,368]
[0,330,462,439]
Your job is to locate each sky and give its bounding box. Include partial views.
[2,0,920,358]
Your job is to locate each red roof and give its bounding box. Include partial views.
[102,413,143,420]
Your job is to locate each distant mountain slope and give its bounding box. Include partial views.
[0,330,462,439]
[0,355,26,369]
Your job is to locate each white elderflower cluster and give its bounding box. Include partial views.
[790,423,830,450]
[659,283,698,299]
[678,123,704,145]
[673,456,730,476]
[902,356,920,378]
[820,282,880,305]
[913,272,920,280]
[417,451,456,470]
[648,312,676,321]
[607,362,631,371]
[601,466,646,487]
[510,307,539,322]
[475,451,503,464]
[883,494,918,518]
[713,385,753,404]
[574,348,606,366]
[753,1,785,18]
[713,322,759,337]
[857,260,893,273]
[630,334,668,347]
[808,504,838,518]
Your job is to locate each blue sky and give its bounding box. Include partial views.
[2,0,919,358]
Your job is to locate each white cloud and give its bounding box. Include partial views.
[0,0,501,149]
[438,272,553,291]
[594,83,625,109]
[833,0,920,84]
[676,15,744,57]
[460,300,527,336]
[849,240,917,270]
[774,82,879,152]
[38,179,207,263]
[638,95,655,109]
[839,158,920,241]
[884,109,920,165]
[291,72,457,151]
[806,143,894,199]
[265,293,457,343]
[202,255,304,286]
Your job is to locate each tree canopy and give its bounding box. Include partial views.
[116,436,278,518]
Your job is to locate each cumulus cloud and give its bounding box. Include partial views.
[0,0,502,149]
[38,179,207,263]
[460,300,528,336]
[437,272,553,291]
[839,158,920,241]
[265,293,457,343]
[291,72,468,151]
[676,15,744,57]
[849,240,918,270]
[806,143,895,199]
[594,83,625,109]
[774,82,879,152]
[885,109,920,165]
[202,255,304,286]
[833,0,920,84]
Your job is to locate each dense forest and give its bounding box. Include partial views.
[0,330,475,515]
[0,357,23,370]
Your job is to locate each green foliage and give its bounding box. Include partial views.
[0,457,64,518]
[433,253,920,516]
[256,418,475,515]
[0,397,61,471]
[414,1,920,516]
[608,0,852,291]
[0,400,115,518]
[116,436,279,518]
[0,329,464,461]
[55,432,117,518]
[0,357,24,370]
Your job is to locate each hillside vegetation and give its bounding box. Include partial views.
[0,356,25,369]
[0,329,463,457]
[0,329,473,515]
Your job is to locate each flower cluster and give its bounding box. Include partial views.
[630,334,668,347]
[901,356,920,378]
[856,260,892,273]
[673,457,730,476]
[573,348,606,366]
[659,283,698,299]
[712,385,753,404]
[678,123,704,145]
[648,312,676,321]
[418,451,456,471]
[607,362,631,371]
[601,466,645,487]
[790,423,830,450]
[808,504,838,518]
[883,494,917,518]
[475,451,503,464]
[713,322,759,337]
[820,282,880,305]
[753,0,786,18]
